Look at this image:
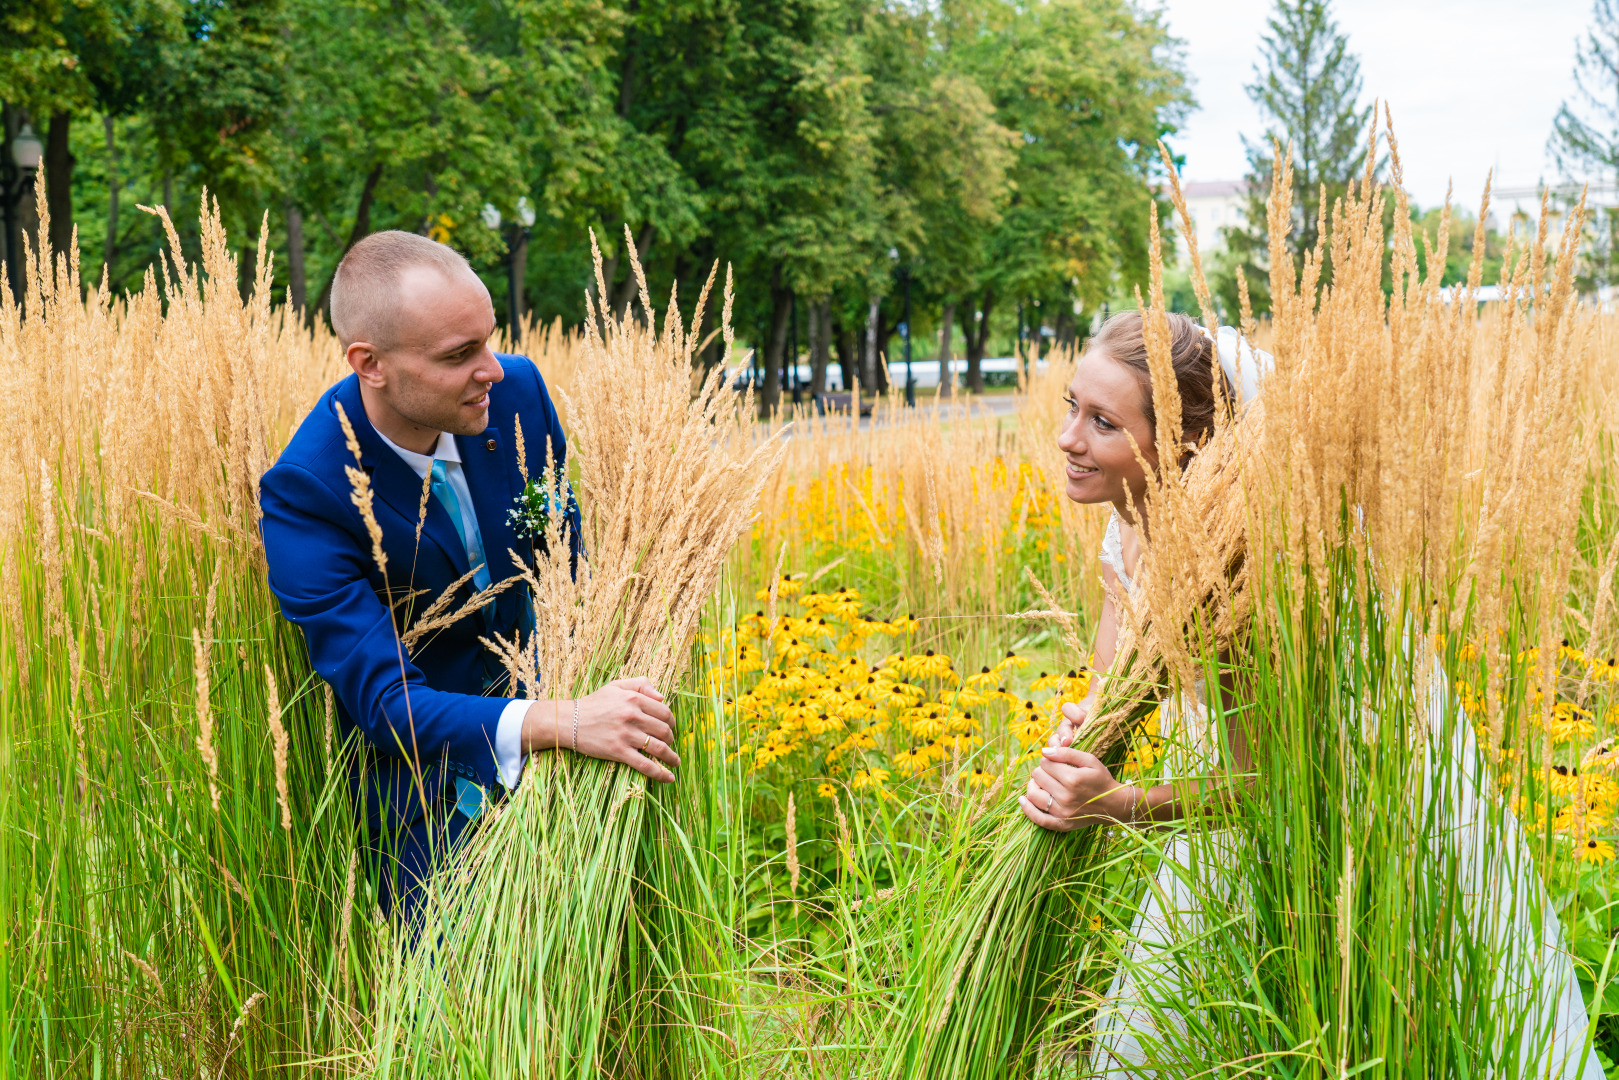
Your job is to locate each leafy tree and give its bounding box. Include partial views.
[1550,0,1619,287]
[0,0,183,267]
[1216,0,1372,317]
[948,0,1186,388]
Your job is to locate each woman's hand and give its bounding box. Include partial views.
[1047,699,1089,748]
[1020,745,1138,832]
[524,677,680,783]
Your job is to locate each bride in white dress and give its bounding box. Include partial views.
[1017,312,1607,1078]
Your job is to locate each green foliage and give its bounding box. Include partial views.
[8,0,1189,371]
[1215,0,1373,316]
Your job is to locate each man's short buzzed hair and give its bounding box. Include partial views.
[330,231,473,348]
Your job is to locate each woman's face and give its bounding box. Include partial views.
[1057,349,1159,509]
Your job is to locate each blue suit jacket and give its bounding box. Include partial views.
[259,354,581,834]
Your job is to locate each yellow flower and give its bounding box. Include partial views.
[1576,837,1615,865]
[958,766,996,790]
[1030,671,1063,693]
[909,649,956,681]
[1059,669,1091,699]
[1549,763,1583,798]
[937,734,982,755]
[886,613,921,635]
[1559,638,1588,666]
[949,687,989,708]
[1009,716,1049,748]
[965,665,1000,689]
[906,708,950,740]
[752,576,804,603]
[817,782,838,798]
[992,650,1031,679]
[852,767,891,790]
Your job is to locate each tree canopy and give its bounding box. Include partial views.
[2,0,1191,407]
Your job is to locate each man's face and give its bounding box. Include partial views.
[357,265,503,438]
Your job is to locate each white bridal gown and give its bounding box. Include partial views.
[1089,511,1607,1079]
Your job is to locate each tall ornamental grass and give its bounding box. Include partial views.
[879,120,1615,1076]
[0,201,371,1074]
[367,233,783,1078]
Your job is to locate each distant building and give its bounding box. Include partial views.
[1168,180,1250,258]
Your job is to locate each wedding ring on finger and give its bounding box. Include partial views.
[1046,791,1054,813]
[641,734,652,752]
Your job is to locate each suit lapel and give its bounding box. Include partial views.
[456,426,520,583]
[332,378,471,579]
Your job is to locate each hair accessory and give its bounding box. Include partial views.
[1193,323,1274,408]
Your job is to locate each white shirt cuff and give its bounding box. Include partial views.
[495,699,531,790]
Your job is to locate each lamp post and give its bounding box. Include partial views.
[508,197,534,347]
[2,123,44,302]
[483,199,535,348]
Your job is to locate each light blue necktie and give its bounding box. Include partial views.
[429,459,490,591]
[432,458,491,821]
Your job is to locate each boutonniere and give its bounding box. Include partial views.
[507,474,578,541]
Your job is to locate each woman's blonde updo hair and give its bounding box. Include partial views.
[1086,310,1235,450]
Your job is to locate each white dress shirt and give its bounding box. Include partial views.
[375,427,529,790]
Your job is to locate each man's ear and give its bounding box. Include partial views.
[346,341,385,388]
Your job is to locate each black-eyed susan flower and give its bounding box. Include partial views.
[1576,837,1615,865]
[852,767,890,791]
[891,748,925,775]
[965,665,999,690]
[958,766,996,790]
[1059,669,1091,699]
[817,781,837,798]
[910,649,956,681]
[992,650,1031,678]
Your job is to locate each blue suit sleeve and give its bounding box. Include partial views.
[259,460,509,789]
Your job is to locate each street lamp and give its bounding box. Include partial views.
[507,196,534,347]
[2,123,44,302]
[483,200,535,348]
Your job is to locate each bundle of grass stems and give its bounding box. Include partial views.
[879,115,1611,1076]
[367,234,782,1077]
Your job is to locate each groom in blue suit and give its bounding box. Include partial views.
[259,231,680,920]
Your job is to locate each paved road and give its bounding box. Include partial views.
[764,393,1024,434]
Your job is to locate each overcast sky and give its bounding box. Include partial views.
[1153,0,1596,214]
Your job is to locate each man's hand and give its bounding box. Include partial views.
[1019,745,1137,832]
[523,677,680,783]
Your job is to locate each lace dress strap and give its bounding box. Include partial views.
[1099,511,1136,595]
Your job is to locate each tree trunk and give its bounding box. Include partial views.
[961,288,994,394]
[507,226,528,346]
[937,300,955,398]
[873,308,891,393]
[45,111,73,264]
[285,201,307,312]
[865,299,881,393]
[807,298,830,395]
[315,163,384,322]
[102,114,117,284]
[833,307,857,394]
[238,243,256,300]
[761,270,792,416]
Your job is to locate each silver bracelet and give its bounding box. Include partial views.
[571,698,579,753]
